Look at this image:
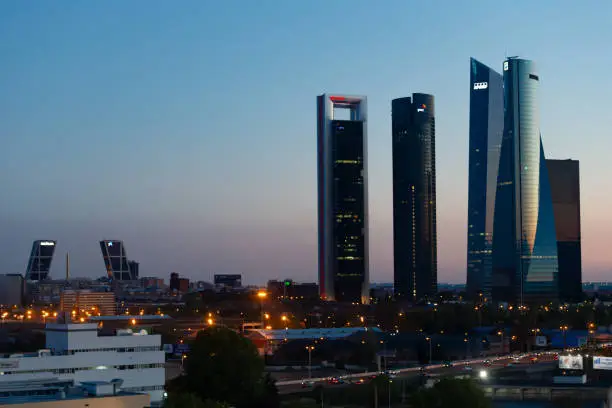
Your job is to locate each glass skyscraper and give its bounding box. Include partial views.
[392,94,437,301]
[466,58,504,299]
[547,159,582,302]
[100,240,132,281]
[317,94,370,304]
[25,240,57,281]
[491,58,559,304]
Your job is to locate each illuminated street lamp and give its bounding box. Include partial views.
[257,291,267,326]
[560,325,569,350]
[425,337,432,365]
[207,318,214,326]
[305,346,315,379]
[497,330,505,354]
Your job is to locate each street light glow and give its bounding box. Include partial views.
[257,291,267,299]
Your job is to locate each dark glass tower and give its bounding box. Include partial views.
[491,58,559,304]
[99,240,132,281]
[392,94,437,301]
[25,240,57,281]
[546,159,582,302]
[466,58,504,299]
[317,94,369,304]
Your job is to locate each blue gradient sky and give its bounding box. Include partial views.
[1,0,611,285]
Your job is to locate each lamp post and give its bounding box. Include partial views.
[464,337,469,359]
[560,325,569,350]
[306,346,315,379]
[257,291,267,326]
[425,337,432,365]
[497,330,504,354]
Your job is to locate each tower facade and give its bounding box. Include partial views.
[547,159,582,302]
[392,94,437,301]
[99,240,132,281]
[25,240,57,281]
[317,94,369,304]
[491,58,559,304]
[466,58,504,298]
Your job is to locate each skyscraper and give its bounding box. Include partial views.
[25,240,57,281]
[466,58,504,299]
[392,94,437,301]
[491,58,558,304]
[317,94,369,304]
[547,159,582,302]
[99,240,132,281]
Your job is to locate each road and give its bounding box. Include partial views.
[276,352,558,394]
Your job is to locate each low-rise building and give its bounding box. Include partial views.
[0,276,24,308]
[60,290,116,316]
[0,319,164,405]
[247,327,382,355]
[0,379,150,407]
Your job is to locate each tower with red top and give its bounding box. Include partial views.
[316,94,369,304]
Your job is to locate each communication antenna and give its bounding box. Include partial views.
[65,252,70,281]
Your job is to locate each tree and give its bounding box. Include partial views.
[408,378,490,408]
[168,327,278,408]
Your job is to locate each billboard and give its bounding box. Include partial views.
[593,356,612,370]
[559,355,583,370]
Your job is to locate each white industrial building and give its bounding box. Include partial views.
[0,321,164,405]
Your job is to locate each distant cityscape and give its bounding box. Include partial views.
[0,52,605,407]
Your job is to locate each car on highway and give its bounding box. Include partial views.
[301,380,315,388]
[483,360,492,367]
[327,377,344,385]
[351,378,365,385]
[383,370,399,378]
[463,365,473,372]
[442,361,453,368]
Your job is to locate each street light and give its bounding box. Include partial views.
[497,330,504,354]
[305,346,315,379]
[560,325,569,350]
[464,337,469,359]
[425,337,432,365]
[257,291,267,326]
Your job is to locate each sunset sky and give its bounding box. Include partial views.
[1,0,610,285]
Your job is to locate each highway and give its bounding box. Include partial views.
[276,352,558,394]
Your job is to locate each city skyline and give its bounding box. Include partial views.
[1,1,611,285]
